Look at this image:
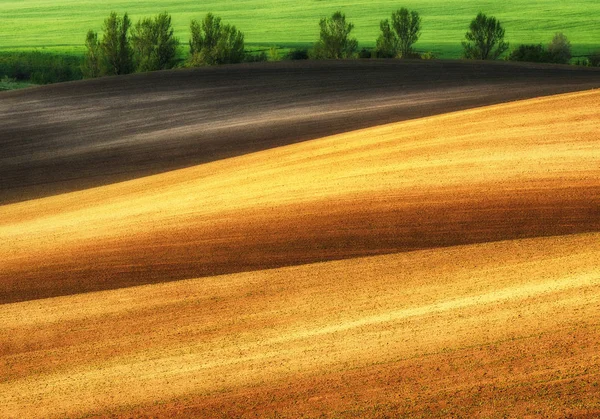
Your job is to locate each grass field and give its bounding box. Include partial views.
[1,0,600,58]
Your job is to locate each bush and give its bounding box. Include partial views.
[376,8,421,59]
[462,12,509,60]
[311,11,358,59]
[268,46,280,61]
[0,51,82,83]
[188,13,245,66]
[589,51,600,67]
[508,44,551,63]
[244,51,268,63]
[0,75,17,91]
[358,48,372,59]
[421,51,436,60]
[131,12,180,72]
[508,35,573,65]
[547,33,571,64]
[285,48,309,60]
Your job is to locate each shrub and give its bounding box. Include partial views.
[508,44,551,63]
[589,51,600,67]
[285,48,309,60]
[244,51,268,63]
[188,13,245,66]
[547,33,571,64]
[358,48,372,59]
[268,46,280,61]
[0,75,17,91]
[0,51,82,83]
[421,51,436,60]
[376,8,421,59]
[131,12,180,72]
[462,12,509,60]
[311,11,358,59]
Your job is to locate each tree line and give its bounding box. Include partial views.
[314,10,579,64]
[75,9,597,78]
[82,11,249,77]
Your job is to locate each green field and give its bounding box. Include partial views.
[1,0,599,58]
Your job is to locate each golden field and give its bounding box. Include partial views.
[1,235,599,418]
[1,90,599,303]
[0,89,599,417]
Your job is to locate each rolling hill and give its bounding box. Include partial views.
[1,229,599,417]
[1,89,598,304]
[1,56,599,416]
[1,60,600,205]
[1,0,600,57]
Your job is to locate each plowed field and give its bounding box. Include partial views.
[1,62,599,417]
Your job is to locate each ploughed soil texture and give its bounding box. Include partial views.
[1,60,599,204]
[1,60,599,418]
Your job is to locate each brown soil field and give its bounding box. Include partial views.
[1,89,598,303]
[1,60,599,204]
[1,62,599,417]
[1,233,599,418]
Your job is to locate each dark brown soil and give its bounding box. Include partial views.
[3,185,599,304]
[1,59,599,204]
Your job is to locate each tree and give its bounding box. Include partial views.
[547,33,571,64]
[82,30,101,78]
[100,12,134,75]
[376,8,421,58]
[312,11,358,59]
[188,13,245,66]
[462,12,509,60]
[131,12,180,72]
[375,18,399,58]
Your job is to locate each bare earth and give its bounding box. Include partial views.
[1,234,599,418]
[0,90,598,303]
[1,60,599,204]
[0,63,599,417]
